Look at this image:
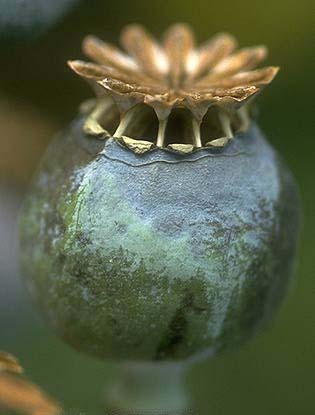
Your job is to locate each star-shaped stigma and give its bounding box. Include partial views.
[69,23,279,150]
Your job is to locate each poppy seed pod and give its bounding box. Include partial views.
[20,24,299,363]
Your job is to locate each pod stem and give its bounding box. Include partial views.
[104,361,191,414]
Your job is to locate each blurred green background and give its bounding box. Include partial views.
[0,0,314,414]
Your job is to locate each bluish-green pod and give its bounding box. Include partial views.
[20,117,299,362]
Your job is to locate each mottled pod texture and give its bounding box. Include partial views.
[20,118,299,362]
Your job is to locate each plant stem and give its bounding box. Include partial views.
[104,361,190,414]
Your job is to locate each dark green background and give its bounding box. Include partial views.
[0,0,314,414]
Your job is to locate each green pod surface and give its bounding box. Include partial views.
[20,117,299,362]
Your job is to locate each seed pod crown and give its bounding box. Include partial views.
[68,23,279,153]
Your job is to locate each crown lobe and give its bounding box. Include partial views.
[68,23,279,152]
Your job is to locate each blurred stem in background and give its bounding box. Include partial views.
[0,0,81,42]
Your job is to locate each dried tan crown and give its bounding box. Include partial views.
[68,23,279,153]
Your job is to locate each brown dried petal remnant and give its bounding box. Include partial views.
[0,351,61,415]
[0,352,23,374]
[68,23,279,151]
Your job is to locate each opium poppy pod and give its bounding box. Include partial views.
[20,24,300,363]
